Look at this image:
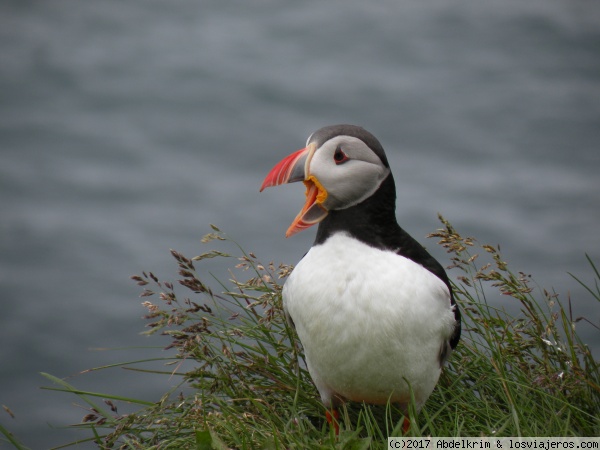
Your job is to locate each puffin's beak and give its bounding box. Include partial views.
[260,143,328,237]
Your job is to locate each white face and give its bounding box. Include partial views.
[308,135,391,211]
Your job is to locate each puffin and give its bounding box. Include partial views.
[260,124,461,433]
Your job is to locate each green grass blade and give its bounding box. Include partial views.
[40,372,155,408]
[0,421,31,450]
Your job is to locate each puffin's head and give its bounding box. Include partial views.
[260,124,391,237]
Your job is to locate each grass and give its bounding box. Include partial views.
[2,217,599,449]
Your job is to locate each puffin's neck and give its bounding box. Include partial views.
[314,174,400,249]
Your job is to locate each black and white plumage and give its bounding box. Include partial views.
[260,124,461,423]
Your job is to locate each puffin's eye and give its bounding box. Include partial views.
[333,147,349,165]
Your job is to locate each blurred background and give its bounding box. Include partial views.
[1,0,599,447]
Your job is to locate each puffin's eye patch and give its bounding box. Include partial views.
[333,147,349,165]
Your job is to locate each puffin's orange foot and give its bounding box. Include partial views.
[402,416,411,434]
[326,409,340,435]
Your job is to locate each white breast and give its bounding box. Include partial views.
[283,232,456,410]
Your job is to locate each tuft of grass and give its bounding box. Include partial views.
[18,218,599,448]
[424,216,599,437]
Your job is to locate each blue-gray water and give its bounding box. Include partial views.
[1,0,599,447]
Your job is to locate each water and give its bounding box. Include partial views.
[1,0,599,447]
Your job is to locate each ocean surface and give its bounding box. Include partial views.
[1,0,599,447]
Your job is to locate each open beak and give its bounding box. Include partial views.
[260,143,329,237]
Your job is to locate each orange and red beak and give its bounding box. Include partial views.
[260,142,329,237]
